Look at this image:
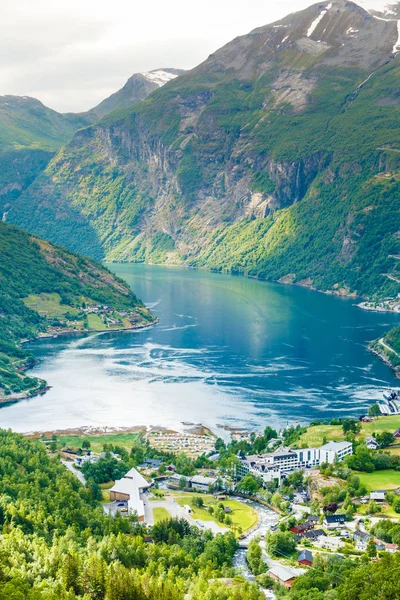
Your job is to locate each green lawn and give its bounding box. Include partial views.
[100,481,113,502]
[57,432,140,453]
[23,292,79,317]
[299,416,400,448]
[87,313,106,330]
[357,470,400,491]
[153,507,171,523]
[172,492,258,533]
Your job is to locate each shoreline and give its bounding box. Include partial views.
[1,318,159,405]
[23,422,218,440]
[370,345,400,379]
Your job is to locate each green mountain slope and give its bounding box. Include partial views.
[0,95,93,216]
[370,324,400,376]
[0,221,154,400]
[8,0,400,298]
[0,71,184,217]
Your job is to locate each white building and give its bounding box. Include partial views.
[366,436,379,450]
[237,440,352,483]
[316,535,344,551]
[318,441,353,464]
[109,467,151,522]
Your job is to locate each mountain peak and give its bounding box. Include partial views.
[199,0,399,79]
[141,68,182,87]
[88,68,185,120]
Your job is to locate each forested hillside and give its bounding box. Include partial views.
[9,0,400,298]
[0,222,153,399]
[0,70,183,218]
[0,430,262,600]
[1,429,400,599]
[0,96,92,216]
[371,323,400,375]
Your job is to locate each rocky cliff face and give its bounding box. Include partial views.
[0,70,183,216]
[8,1,400,297]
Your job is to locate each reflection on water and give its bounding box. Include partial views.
[1,264,399,433]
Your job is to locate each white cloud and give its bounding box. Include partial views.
[0,0,389,112]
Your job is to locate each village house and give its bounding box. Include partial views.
[298,549,313,566]
[353,530,370,551]
[74,455,91,467]
[370,491,386,503]
[190,474,218,492]
[109,467,151,522]
[375,539,386,552]
[139,458,163,469]
[316,536,344,551]
[385,543,398,553]
[366,436,380,450]
[268,565,299,589]
[290,520,315,535]
[324,514,346,529]
[307,515,319,524]
[297,529,326,542]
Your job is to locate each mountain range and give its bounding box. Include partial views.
[5,0,400,299]
[0,69,183,218]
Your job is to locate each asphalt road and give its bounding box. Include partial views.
[61,460,86,486]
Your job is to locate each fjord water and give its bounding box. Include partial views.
[1,264,399,434]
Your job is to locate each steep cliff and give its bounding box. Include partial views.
[0,70,183,217]
[9,0,400,297]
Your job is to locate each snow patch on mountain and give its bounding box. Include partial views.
[142,70,178,87]
[393,19,400,51]
[307,3,332,38]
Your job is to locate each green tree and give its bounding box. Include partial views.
[266,531,296,557]
[247,538,266,575]
[368,404,381,417]
[237,474,261,495]
[342,419,361,435]
[367,537,377,558]
[376,431,395,448]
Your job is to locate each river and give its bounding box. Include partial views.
[1,264,399,434]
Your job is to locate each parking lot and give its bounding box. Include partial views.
[103,499,129,517]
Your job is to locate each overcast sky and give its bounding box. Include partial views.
[1,0,382,113]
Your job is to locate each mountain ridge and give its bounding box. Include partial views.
[0,67,184,219]
[7,0,400,299]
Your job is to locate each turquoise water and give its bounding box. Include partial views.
[1,264,399,434]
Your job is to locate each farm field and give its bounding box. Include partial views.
[87,314,106,330]
[57,432,141,453]
[23,292,79,317]
[299,416,400,447]
[357,470,400,491]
